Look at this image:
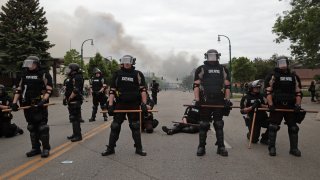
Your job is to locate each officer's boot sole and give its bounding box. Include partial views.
[135,149,147,156]
[289,149,301,157]
[26,149,42,157]
[217,147,228,157]
[71,136,82,142]
[101,149,115,156]
[269,147,276,156]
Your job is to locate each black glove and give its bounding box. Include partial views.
[224,99,233,110]
[141,103,148,114]
[268,104,275,112]
[36,100,46,108]
[11,103,19,112]
[63,98,68,106]
[294,104,302,113]
[251,99,261,110]
[108,105,115,116]
[192,100,201,108]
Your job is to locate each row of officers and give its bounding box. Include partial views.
[0,49,306,158]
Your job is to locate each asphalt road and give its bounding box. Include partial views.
[0,90,319,180]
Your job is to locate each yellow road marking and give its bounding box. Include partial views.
[0,121,111,179]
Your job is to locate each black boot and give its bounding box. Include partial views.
[268,124,278,156]
[101,146,115,156]
[89,117,96,122]
[162,126,172,135]
[26,149,42,157]
[89,106,98,122]
[39,131,51,158]
[135,148,147,156]
[289,126,301,157]
[197,129,207,156]
[260,130,269,145]
[41,149,50,158]
[103,113,108,121]
[214,121,228,157]
[131,125,147,156]
[67,134,74,140]
[71,121,82,142]
[26,132,41,157]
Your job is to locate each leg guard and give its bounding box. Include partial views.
[260,128,269,145]
[213,120,225,147]
[288,125,301,157]
[107,118,122,148]
[89,105,98,121]
[197,121,209,156]
[130,121,147,156]
[268,124,279,156]
[27,124,41,150]
[71,121,82,142]
[181,126,199,134]
[38,124,51,150]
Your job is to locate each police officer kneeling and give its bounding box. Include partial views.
[11,56,52,158]
[63,63,84,142]
[102,55,148,156]
[265,56,304,157]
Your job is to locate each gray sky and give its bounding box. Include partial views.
[1,0,292,80]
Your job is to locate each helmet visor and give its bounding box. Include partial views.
[120,56,133,64]
[277,59,288,69]
[22,60,35,68]
[64,67,71,75]
[207,53,218,61]
[251,80,261,88]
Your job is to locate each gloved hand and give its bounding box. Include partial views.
[224,99,233,110]
[268,104,275,112]
[36,100,46,108]
[11,103,19,112]
[108,105,115,116]
[141,103,148,114]
[63,98,68,106]
[251,99,261,110]
[294,104,302,113]
[192,100,201,108]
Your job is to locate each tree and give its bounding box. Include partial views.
[63,49,81,66]
[0,0,54,73]
[232,57,256,83]
[105,59,119,84]
[253,58,274,80]
[273,0,320,68]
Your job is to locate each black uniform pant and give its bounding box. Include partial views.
[169,123,199,135]
[268,105,299,150]
[246,112,269,143]
[0,117,20,138]
[68,101,82,137]
[107,103,143,150]
[91,93,108,119]
[24,107,50,150]
[151,92,158,104]
[199,106,225,148]
[311,91,315,101]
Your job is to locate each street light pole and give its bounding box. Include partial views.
[218,34,232,96]
[81,39,94,68]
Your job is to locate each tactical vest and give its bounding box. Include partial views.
[115,70,141,103]
[65,73,84,100]
[91,77,104,92]
[0,96,11,118]
[200,64,224,98]
[21,70,46,102]
[272,71,296,105]
[185,106,200,124]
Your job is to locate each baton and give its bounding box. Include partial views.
[183,104,241,108]
[2,103,56,112]
[248,108,257,149]
[172,121,200,127]
[257,108,318,113]
[100,109,158,113]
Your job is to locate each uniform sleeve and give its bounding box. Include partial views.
[240,96,246,109]
[137,71,146,87]
[295,74,302,89]
[194,66,202,81]
[110,72,117,89]
[74,74,83,93]
[44,72,53,87]
[264,72,273,88]
[223,66,231,81]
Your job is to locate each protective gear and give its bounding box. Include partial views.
[197,146,206,156]
[251,99,261,109]
[223,99,233,116]
[204,49,221,61]
[0,84,5,96]
[248,80,262,91]
[288,125,301,157]
[201,65,225,96]
[108,105,115,116]
[93,68,102,74]
[101,146,115,156]
[268,124,279,156]
[276,56,289,69]
[293,104,301,113]
[272,70,296,105]
[115,70,141,103]
[65,63,80,75]
[22,56,40,69]
[119,55,136,65]
[36,100,46,108]
[140,103,148,114]
[26,149,42,157]
[11,103,19,111]
[152,119,159,128]
[295,111,306,124]
[268,104,275,112]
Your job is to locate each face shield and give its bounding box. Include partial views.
[276,59,288,69]
[22,60,35,68]
[207,53,218,61]
[120,56,133,64]
[251,80,261,89]
[64,67,71,75]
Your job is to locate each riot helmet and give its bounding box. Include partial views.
[93,68,102,74]
[0,84,5,97]
[276,56,289,69]
[22,56,40,70]
[119,55,136,65]
[204,49,221,61]
[248,80,262,91]
[64,63,80,75]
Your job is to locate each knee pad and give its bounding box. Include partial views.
[214,120,224,129]
[199,121,210,130]
[289,125,299,133]
[152,119,159,128]
[269,124,280,131]
[27,124,36,132]
[100,104,107,110]
[69,115,77,122]
[111,122,121,131]
[129,122,140,130]
[39,124,50,133]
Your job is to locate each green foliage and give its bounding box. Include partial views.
[232,57,256,83]
[63,49,81,66]
[314,74,320,81]
[273,0,320,67]
[0,0,54,73]
[253,58,274,80]
[181,74,194,90]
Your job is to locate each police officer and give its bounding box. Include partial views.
[0,84,24,137]
[101,55,148,156]
[151,80,160,105]
[64,63,84,142]
[240,80,269,144]
[193,49,232,157]
[89,68,108,122]
[11,56,52,158]
[141,92,159,133]
[265,56,303,157]
[162,105,200,135]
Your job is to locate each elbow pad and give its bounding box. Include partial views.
[140,87,147,93]
[224,85,231,89]
[193,83,200,90]
[72,88,80,94]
